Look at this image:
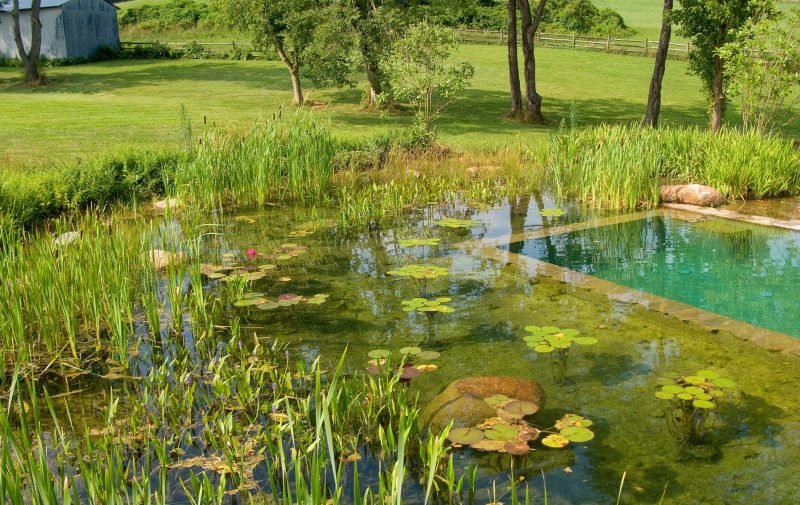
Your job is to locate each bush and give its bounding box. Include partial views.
[0,149,184,228]
[119,0,215,30]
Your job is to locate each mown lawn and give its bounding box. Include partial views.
[0,43,723,166]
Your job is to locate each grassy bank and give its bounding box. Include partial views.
[0,44,717,167]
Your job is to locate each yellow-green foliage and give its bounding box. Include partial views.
[548,124,800,209]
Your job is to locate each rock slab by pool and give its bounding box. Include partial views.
[660,184,727,207]
[420,376,545,432]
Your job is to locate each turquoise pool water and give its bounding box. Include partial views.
[502,215,800,337]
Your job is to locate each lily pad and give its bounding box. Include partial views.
[662,385,685,395]
[655,391,675,400]
[533,344,554,353]
[540,208,564,217]
[574,336,598,345]
[697,369,720,380]
[676,393,694,401]
[416,364,438,372]
[684,386,705,396]
[503,440,531,455]
[560,426,594,443]
[484,424,519,441]
[484,394,511,409]
[542,434,570,448]
[399,346,421,356]
[367,349,391,359]
[448,428,484,445]
[693,399,716,409]
[415,351,440,361]
[712,378,735,389]
[503,400,538,417]
[684,376,706,385]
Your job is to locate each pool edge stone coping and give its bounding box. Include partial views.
[661,203,800,231]
[458,209,800,357]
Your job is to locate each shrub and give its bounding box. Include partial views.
[0,149,184,228]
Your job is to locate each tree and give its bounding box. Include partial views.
[221,0,356,106]
[11,0,44,84]
[350,1,406,108]
[384,21,475,144]
[643,0,673,128]
[719,9,800,132]
[507,0,522,117]
[517,0,547,123]
[673,0,776,132]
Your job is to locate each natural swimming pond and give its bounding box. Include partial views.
[500,215,800,338]
[6,197,800,504]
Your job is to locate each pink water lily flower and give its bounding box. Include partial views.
[246,248,257,258]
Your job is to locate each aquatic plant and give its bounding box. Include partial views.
[398,238,441,247]
[654,369,735,452]
[539,208,564,217]
[268,243,308,261]
[524,326,597,384]
[447,407,595,456]
[436,218,481,229]
[252,293,330,310]
[387,264,449,280]
[401,297,455,314]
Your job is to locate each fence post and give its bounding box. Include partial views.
[644,38,648,55]
[499,29,504,44]
[607,35,611,50]
[572,33,576,47]
[687,42,691,53]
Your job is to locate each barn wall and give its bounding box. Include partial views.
[61,0,118,59]
[0,8,67,60]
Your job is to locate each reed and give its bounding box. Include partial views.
[548,124,800,209]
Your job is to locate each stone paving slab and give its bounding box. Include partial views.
[661,203,800,231]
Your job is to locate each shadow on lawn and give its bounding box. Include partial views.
[0,60,293,94]
[328,87,712,140]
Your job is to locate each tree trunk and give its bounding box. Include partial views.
[507,0,522,118]
[643,0,672,128]
[518,0,546,123]
[273,36,304,106]
[289,67,304,106]
[363,51,383,108]
[710,51,724,133]
[11,0,43,84]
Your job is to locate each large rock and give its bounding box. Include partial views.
[149,249,185,269]
[420,376,545,433]
[659,184,726,207]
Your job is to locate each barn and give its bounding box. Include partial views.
[0,0,120,60]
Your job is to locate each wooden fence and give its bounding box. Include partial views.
[124,30,692,59]
[454,29,691,58]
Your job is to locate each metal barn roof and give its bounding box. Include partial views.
[0,0,118,12]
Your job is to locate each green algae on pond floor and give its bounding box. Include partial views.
[4,198,800,504]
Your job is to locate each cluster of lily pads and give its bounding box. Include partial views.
[654,369,735,447]
[398,238,441,248]
[201,263,277,282]
[524,325,597,384]
[365,347,441,380]
[401,297,455,314]
[387,264,449,280]
[436,218,480,229]
[234,292,330,310]
[267,243,308,261]
[523,326,598,353]
[447,396,595,456]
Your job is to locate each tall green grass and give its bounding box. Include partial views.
[174,112,335,207]
[548,124,800,209]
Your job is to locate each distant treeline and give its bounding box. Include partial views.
[119,0,630,37]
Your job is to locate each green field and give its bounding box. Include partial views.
[0,44,718,166]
